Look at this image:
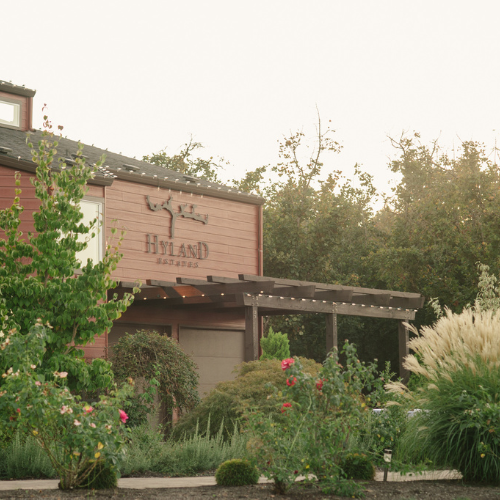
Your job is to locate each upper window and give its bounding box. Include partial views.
[0,100,20,128]
[76,199,103,264]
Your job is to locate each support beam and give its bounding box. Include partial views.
[398,320,410,383]
[245,305,259,361]
[325,313,337,356]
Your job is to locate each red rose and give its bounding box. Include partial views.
[316,379,323,391]
[286,377,297,387]
[281,358,295,371]
[281,402,292,413]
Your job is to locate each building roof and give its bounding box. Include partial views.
[0,126,265,205]
[0,81,36,98]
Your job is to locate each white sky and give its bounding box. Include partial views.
[3,1,500,201]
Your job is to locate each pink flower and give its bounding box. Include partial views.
[286,377,297,387]
[73,419,81,426]
[119,409,128,423]
[90,423,96,428]
[281,402,292,413]
[84,405,93,414]
[59,372,68,379]
[35,381,41,386]
[281,358,295,371]
[16,408,21,413]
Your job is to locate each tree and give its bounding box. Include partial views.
[370,134,500,314]
[143,137,224,183]
[260,119,380,360]
[0,116,136,392]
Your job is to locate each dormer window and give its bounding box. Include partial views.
[0,99,21,128]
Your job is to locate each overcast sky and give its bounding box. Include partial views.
[3,1,500,201]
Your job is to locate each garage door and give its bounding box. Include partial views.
[179,328,245,397]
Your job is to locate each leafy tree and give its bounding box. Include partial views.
[0,116,135,392]
[371,134,500,314]
[143,137,224,183]
[260,119,380,361]
[260,327,290,361]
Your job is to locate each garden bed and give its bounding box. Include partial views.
[2,480,500,499]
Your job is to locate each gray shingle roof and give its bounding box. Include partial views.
[0,127,264,205]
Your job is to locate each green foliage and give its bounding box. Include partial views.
[76,461,117,490]
[340,453,375,480]
[110,330,200,422]
[215,459,259,486]
[387,309,500,483]
[259,327,290,361]
[0,322,132,490]
[0,431,55,479]
[143,138,224,183]
[244,342,378,495]
[0,118,135,392]
[260,122,380,360]
[120,421,247,477]
[371,135,500,313]
[172,357,321,440]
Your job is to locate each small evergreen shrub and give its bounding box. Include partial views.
[215,459,259,486]
[76,461,118,490]
[340,453,375,480]
[260,327,290,361]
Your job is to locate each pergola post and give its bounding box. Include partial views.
[244,304,259,361]
[398,320,410,383]
[325,313,338,355]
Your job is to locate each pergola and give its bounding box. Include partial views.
[111,274,424,380]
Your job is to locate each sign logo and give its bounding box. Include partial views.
[146,195,209,238]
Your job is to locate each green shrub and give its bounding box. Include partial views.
[215,459,259,486]
[340,453,375,480]
[76,461,117,490]
[260,327,290,361]
[172,357,322,440]
[111,330,200,426]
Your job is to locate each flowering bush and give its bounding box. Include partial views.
[0,322,132,489]
[245,341,377,496]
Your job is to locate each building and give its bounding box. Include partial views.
[0,81,424,394]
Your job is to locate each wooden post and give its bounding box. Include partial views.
[398,320,410,383]
[245,305,259,361]
[326,313,338,356]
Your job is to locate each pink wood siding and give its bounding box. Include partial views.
[113,299,245,342]
[0,166,37,237]
[106,180,260,281]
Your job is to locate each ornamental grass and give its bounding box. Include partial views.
[387,308,500,483]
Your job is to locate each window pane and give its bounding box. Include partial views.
[77,200,102,264]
